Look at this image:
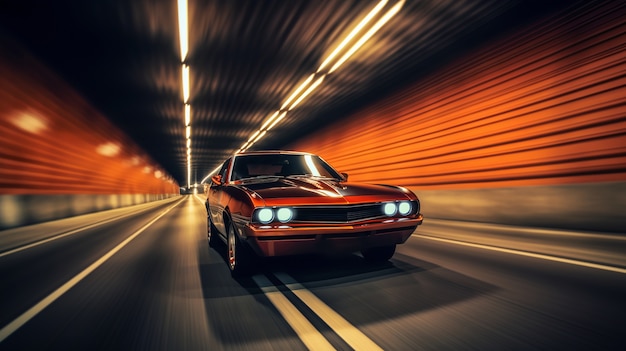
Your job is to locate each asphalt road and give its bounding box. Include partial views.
[0,195,624,350]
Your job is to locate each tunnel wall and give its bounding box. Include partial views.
[289,2,626,233]
[0,38,180,230]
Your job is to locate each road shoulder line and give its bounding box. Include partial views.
[414,234,626,274]
[0,197,185,343]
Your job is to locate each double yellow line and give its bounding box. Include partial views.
[253,273,383,351]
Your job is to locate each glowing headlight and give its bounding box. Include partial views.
[257,208,274,224]
[383,202,397,216]
[398,201,411,215]
[276,207,294,223]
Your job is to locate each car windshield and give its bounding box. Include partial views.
[231,154,342,181]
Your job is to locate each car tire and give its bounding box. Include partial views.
[361,244,396,262]
[207,214,219,247]
[226,217,253,277]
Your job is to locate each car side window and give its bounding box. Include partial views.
[218,159,231,183]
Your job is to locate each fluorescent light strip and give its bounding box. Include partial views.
[230,0,402,167]
[178,0,191,187]
[289,75,325,110]
[177,0,189,62]
[280,74,315,110]
[330,0,404,73]
[266,111,287,131]
[317,0,388,73]
[247,130,260,143]
[251,130,267,145]
[260,111,280,131]
[185,104,190,126]
[182,65,190,103]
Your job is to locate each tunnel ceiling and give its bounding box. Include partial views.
[0,0,573,186]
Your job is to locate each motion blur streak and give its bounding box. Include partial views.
[289,2,626,232]
[0,197,183,343]
[291,2,626,188]
[0,47,178,195]
[0,41,179,229]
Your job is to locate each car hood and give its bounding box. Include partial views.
[237,177,411,206]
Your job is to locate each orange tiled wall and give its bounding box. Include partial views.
[290,2,626,191]
[0,42,179,195]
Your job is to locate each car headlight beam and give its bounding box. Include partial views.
[276,207,294,223]
[398,201,411,215]
[383,202,397,216]
[257,208,274,224]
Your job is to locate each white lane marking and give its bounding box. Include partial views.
[414,235,626,274]
[274,273,384,351]
[0,197,185,343]
[193,194,206,206]
[252,275,336,351]
[0,198,180,258]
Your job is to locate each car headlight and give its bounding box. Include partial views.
[257,208,274,224]
[398,201,411,216]
[383,202,397,216]
[276,207,294,223]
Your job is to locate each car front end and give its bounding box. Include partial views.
[236,199,423,257]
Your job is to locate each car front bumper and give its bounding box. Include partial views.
[238,214,423,257]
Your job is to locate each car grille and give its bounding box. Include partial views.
[291,204,386,223]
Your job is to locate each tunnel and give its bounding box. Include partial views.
[0,1,625,350]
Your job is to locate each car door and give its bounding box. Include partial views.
[208,158,231,237]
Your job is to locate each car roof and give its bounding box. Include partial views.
[234,150,314,156]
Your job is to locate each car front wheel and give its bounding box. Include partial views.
[227,218,253,276]
[361,244,396,262]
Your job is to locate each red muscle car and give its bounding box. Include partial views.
[205,150,423,276]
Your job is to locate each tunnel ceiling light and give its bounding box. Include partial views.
[248,130,267,148]
[96,142,121,157]
[329,0,404,73]
[248,131,266,146]
[259,111,280,131]
[10,111,49,134]
[182,65,190,103]
[218,0,404,177]
[266,111,287,131]
[185,104,190,126]
[289,75,325,110]
[177,0,189,62]
[247,130,261,143]
[280,74,315,110]
[317,0,388,73]
[178,0,191,187]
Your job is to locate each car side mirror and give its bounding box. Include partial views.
[340,172,349,181]
[211,174,222,186]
